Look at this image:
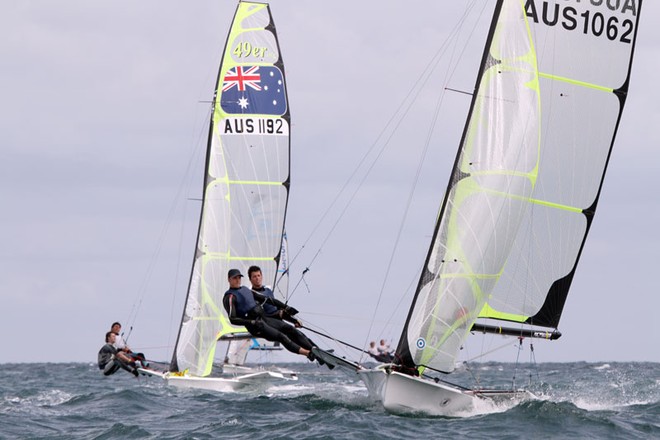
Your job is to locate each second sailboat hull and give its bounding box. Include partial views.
[358,366,529,416]
[138,368,297,393]
[222,363,298,379]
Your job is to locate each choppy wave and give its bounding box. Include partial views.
[0,362,657,439]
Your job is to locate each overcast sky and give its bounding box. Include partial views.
[1,1,657,365]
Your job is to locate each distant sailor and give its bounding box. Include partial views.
[368,341,380,356]
[224,268,331,368]
[378,339,394,361]
[367,340,393,363]
[97,331,139,377]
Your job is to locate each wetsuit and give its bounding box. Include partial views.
[97,343,137,376]
[223,286,314,355]
[112,335,147,366]
[252,285,279,317]
[253,285,318,349]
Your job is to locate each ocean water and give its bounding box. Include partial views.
[1,361,658,439]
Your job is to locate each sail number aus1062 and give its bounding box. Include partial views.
[221,117,288,135]
[525,0,637,44]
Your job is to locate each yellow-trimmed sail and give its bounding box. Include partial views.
[171,2,290,376]
[400,0,641,373]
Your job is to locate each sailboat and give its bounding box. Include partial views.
[141,1,297,392]
[313,0,643,415]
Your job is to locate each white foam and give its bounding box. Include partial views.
[2,389,74,414]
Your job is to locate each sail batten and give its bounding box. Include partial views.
[537,72,615,92]
[397,0,642,374]
[170,2,290,376]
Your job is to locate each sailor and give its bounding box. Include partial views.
[97,331,139,377]
[368,341,380,356]
[110,322,130,351]
[248,265,307,327]
[110,322,148,368]
[367,340,393,363]
[248,265,322,356]
[247,265,280,318]
[378,339,394,361]
[223,268,327,366]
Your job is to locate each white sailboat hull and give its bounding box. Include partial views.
[138,368,297,393]
[358,366,529,416]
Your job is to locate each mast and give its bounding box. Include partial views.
[170,1,291,376]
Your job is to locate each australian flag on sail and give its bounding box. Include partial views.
[220,65,286,116]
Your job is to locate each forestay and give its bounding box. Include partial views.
[398,0,641,373]
[171,2,290,376]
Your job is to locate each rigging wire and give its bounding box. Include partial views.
[123,99,213,351]
[512,337,524,390]
[285,1,485,302]
[287,0,485,304]
[361,0,488,356]
[464,338,517,363]
[464,362,482,390]
[167,140,208,353]
[282,1,494,364]
[301,324,371,357]
[122,23,226,354]
[529,341,540,385]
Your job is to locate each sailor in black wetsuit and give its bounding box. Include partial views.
[247,265,282,319]
[97,331,139,377]
[247,265,319,350]
[223,268,320,363]
[110,322,148,368]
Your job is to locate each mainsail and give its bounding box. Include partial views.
[397,0,642,374]
[171,2,290,376]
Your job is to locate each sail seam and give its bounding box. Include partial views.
[538,72,613,93]
[228,180,282,185]
[228,257,273,261]
[471,182,584,213]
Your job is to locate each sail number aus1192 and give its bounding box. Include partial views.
[221,117,288,135]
